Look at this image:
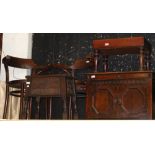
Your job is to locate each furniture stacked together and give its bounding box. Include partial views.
[2,55,76,119]
[2,36,154,120]
[2,54,94,119]
[86,37,154,119]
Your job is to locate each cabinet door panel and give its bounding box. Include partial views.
[123,88,146,113]
[121,87,147,118]
[93,89,113,115]
[86,83,115,119]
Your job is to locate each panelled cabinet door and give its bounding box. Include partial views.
[86,81,116,119]
[121,87,146,118]
[116,79,149,119]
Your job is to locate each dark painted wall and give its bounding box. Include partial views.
[32,33,155,72]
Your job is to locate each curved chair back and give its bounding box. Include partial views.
[2,55,38,83]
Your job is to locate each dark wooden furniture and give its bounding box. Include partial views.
[25,74,76,119]
[2,55,42,119]
[69,58,94,119]
[85,37,153,120]
[86,71,153,119]
[69,58,94,94]
[93,37,152,72]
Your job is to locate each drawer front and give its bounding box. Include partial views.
[93,37,144,49]
[28,77,63,96]
[87,72,152,81]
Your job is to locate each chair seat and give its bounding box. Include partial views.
[8,79,26,88]
[8,79,26,97]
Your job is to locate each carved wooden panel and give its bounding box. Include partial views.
[92,89,113,115]
[86,72,152,119]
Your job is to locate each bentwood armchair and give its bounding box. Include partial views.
[69,57,94,119]
[2,55,42,119]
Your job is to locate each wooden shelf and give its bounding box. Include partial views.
[93,37,152,72]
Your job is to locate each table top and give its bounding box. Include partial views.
[26,73,71,78]
[86,71,153,75]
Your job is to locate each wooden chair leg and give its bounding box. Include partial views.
[65,96,73,120]
[62,96,68,119]
[24,97,31,119]
[66,96,76,120]
[19,83,25,119]
[22,97,28,119]
[72,94,77,119]
[48,98,52,119]
[71,78,76,119]
[3,85,9,119]
[45,98,48,119]
[70,96,75,119]
[27,98,32,119]
[35,97,40,119]
[69,96,72,119]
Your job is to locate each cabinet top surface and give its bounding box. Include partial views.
[86,71,153,75]
[86,71,154,80]
[93,37,151,54]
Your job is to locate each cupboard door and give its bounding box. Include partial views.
[119,79,152,119]
[121,87,147,118]
[86,82,116,119]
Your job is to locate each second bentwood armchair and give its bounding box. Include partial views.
[69,57,94,119]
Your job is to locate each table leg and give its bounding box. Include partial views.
[49,98,52,119]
